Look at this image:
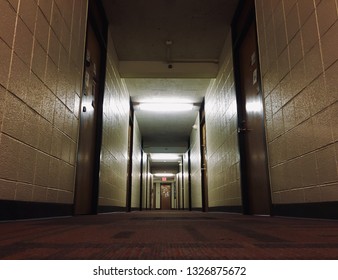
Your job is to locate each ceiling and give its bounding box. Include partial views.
[102,0,239,170]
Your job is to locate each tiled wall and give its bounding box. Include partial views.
[98,31,130,207]
[205,34,242,208]
[190,115,202,209]
[176,165,183,209]
[131,117,141,208]
[141,153,153,209]
[0,0,87,204]
[141,152,148,209]
[183,152,190,209]
[154,182,160,209]
[256,0,338,204]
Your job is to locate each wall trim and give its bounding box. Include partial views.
[0,200,73,220]
[97,205,127,213]
[208,206,243,213]
[272,202,338,220]
[191,207,203,211]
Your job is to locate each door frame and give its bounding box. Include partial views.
[188,142,192,211]
[180,155,184,210]
[199,100,209,212]
[74,0,108,215]
[232,0,272,215]
[139,147,144,211]
[152,182,156,210]
[126,101,134,212]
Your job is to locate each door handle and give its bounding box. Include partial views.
[237,127,253,133]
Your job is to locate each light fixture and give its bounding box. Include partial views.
[153,173,175,177]
[150,153,181,161]
[139,103,193,112]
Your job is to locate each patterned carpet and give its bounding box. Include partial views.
[1,211,338,259]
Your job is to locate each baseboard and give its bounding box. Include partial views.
[5,201,334,220]
[208,205,243,213]
[97,205,127,213]
[0,199,73,220]
[272,202,338,219]
[191,207,203,211]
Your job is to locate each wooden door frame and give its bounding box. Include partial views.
[74,0,107,215]
[126,101,134,212]
[188,142,192,211]
[199,100,209,212]
[139,147,144,211]
[148,159,152,209]
[232,0,272,215]
[180,155,184,210]
[152,182,156,210]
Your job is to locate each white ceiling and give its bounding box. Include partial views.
[102,0,239,155]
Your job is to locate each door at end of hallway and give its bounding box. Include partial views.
[160,184,171,210]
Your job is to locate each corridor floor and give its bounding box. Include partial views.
[1,211,338,259]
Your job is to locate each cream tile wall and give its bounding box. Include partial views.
[141,152,148,209]
[183,152,190,209]
[0,0,87,204]
[149,173,153,209]
[256,0,338,204]
[98,31,130,208]
[205,34,242,208]
[131,117,141,208]
[176,164,183,209]
[190,115,202,208]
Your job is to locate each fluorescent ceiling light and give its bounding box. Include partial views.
[139,103,193,112]
[153,173,175,177]
[150,153,181,161]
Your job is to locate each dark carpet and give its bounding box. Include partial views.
[1,211,338,259]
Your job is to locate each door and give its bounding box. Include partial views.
[161,184,171,210]
[126,116,133,212]
[74,23,102,215]
[200,103,208,212]
[237,17,271,215]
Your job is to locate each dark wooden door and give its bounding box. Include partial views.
[201,120,208,212]
[126,117,133,212]
[238,20,271,215]
[74,23,101,215]
[161,185,171,210]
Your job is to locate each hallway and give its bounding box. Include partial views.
[0,0,338,266]
[1,211,338,260]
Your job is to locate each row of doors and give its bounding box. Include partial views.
[73,0,271,215]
